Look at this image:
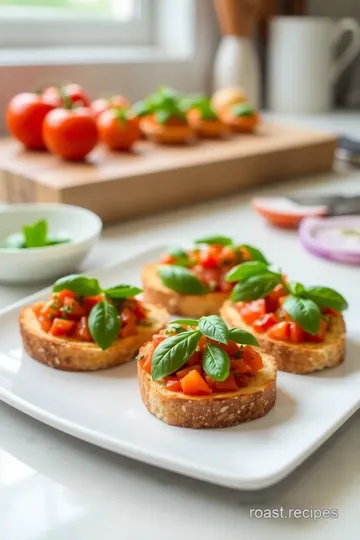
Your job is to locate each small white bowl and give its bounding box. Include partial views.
[0,204,102,283]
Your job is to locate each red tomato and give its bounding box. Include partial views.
[97,109,140,151]
[72,316,92,341]
[62,296,86,320]
[160,254,176,265]
[165,378,182,392]
[193,265,220,290]
[42,107,98,161]
[84,294,104,312]
[180,370,212,395]
[49,318,75,337]
[241,345,263,373]
[215,373,238,392]
[38,315,52,333]
[307,319,327,343]
[42,84,90,108]
[265,284,287,313]
[6,93,55,150]
[253,313,278,333]
[153,335,166,348]
[218,340,239,356]
[32,302,45,318]
[240,299,266,325]
[91,95,131,118]
[289,322,305,343]
[56,289,77,303]
[267,321,291,342]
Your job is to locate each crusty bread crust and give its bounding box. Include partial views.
[220,300,346,374]
[20,304,169,372]
[142,263,228,317]
[137,343,277,428]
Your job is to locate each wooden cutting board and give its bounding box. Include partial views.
[0,122,337,223]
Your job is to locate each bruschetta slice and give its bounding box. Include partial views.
[219,262,347,374]
[142,236,268,317]
[20,274,168,371]
[137,315,277,428]
[220,102,260,133]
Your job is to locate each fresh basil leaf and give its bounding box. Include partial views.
[203,343,230,382]
[288,281,305,296]
[158,265,206,295]
[302,286,348,312]
[2,233,26,249]
[283,296,321,335]
[171,318,199,326]
[166,246,189,266]
[225,261,270,282]
[23,219,47,248]
[88,300,120,351]
[228,328,259,347]
[240,244,268,263]
[53,274,102,297]
[231,274,282,302]
[151,330,201,379]
[104,284,142,300]
[194,235,233,246]
[198,315,229,344]
[155,109,172,125]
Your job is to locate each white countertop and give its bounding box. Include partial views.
[2,111,360,540]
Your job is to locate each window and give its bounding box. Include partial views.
[0,0,153,47]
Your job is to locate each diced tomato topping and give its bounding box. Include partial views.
[141,355,152,373]
[307,318,327,343]
[219,275,233,293]
[71,316,92,341]
[119,307,137,338]
[180,370,212,395]
[219,340,239,356]
[129,299,146,320]
[49,318,76,337]
[32,301,44,317]
[234,373,249,387]
[265,284,287,312]
[38,315,52,333]
[205,375,217,390]
[241,345,263,373]
[187,351,202,365]
[176,364,202,379]
[322,307,340,316]
[215,373,238,393]
[267,321,291,342]
[252,313,278,332]
[62,296,86,320]
[198,335,207,351]
[56,289,77,303]
[289,322,305,343]
[165,378,182,392]
[40,299,61,320]
[230,359,252,374]
[220,245,237,265]
[153,335,167,348]
[240,299,266,325]
[84,294,104,312]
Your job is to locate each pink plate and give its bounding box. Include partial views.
[299,216,360,265]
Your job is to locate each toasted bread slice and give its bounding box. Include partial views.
[220,300,346,374]
[137,343,277,429]
[20,304,169,372]
[142,263,228,317]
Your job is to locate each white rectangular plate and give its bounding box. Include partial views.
[0,246,359,490]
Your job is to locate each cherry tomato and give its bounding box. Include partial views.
[91,95,131,118]
[42,83,90,108]
[43,106,98,161]
[6,93,55,150]
[97,108,141,151]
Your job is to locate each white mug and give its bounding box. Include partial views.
[267,17,360,114]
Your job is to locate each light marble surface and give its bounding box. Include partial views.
[1,112,360,540]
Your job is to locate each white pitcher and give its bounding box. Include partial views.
[268,17,360,114]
